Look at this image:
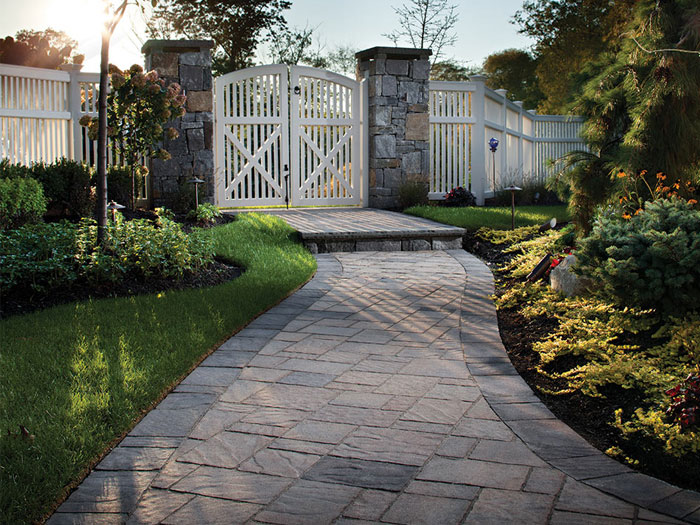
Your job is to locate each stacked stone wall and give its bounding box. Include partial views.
[142,40,214,208]
[357,47,431,209]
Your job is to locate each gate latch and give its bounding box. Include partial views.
[293,86,300,95]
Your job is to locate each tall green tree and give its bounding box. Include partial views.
[482,48,543,110]
[0,28,83,69]
[513,0,636,113]
[555,0,700,232]
[147,0,290,75]
[429,60,477,81]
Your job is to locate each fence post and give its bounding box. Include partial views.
[495,88,508,188]
[59,63,84,162]
[470,75,487,205]
[514,100,524,185]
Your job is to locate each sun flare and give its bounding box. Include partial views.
[46,0,110,43]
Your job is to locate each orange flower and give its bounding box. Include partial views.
[619,196,628,203]
[656,172,666,180]
[673,182,681,190]
[622,212,632,220]
[640,170,648,177]
[689,199,698,205]
[634,208,642,215]
[617,170,627,178]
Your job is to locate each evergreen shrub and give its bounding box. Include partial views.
[577,198,700,317]
[0,177,47,230]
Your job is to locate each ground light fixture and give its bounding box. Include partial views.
[489,138,499,192]
[106,200,125,223]
[504,185,522,230]
[189,177,205,210]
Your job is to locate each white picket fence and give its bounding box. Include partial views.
[429,76,585,204]
[0,63,147,200]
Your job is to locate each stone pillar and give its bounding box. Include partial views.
[142,39,215,208]
[356,46,431,209]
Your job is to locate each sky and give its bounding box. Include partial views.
[0,0,535,72]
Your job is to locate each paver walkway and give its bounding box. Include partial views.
[50,251,698,524]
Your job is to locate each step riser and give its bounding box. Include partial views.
[305,236,463,253]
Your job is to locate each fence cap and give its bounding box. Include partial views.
[355,46,432,61]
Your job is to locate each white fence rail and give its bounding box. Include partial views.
[430,76,585,204]
[0,63,147,201]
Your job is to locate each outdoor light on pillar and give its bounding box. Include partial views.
[189,177,205,210]
[489,138,499,192]
[107,201,125,223]
[504,185,522,230]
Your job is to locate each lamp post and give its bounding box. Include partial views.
[189,177,205,210]
[106,200,125,223]
[489,138,499,193]
[504,185,522,230]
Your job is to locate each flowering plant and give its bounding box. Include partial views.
[665,374,700,429]
[615,169,697,220]
[443,186,476,207]
[79,64,186,208]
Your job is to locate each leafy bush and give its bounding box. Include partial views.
[107,165,144,207]
[443,186,476,207]
[0,177,47,230]
[491,180,564,206]
[397,178,428,209]
[31,159,94,218]
[187,202,221,225]
[577,198,700,317]
[0,218,214,292]
[0,159,32,179]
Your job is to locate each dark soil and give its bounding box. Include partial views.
[464,231,700,492]
[1,212,241,319]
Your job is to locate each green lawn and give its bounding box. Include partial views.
[405,204,570,230]
[0,213,316,524]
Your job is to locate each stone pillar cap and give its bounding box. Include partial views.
[355,46,432,61]
[142,39,215,54]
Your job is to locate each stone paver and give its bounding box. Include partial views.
[50,251,699,524]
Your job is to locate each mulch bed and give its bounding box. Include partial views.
[1,213,241,319]
[464,231,698,492]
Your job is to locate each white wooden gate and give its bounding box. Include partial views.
[216,65,362,207]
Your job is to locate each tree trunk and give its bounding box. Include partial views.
[96,30,110,243]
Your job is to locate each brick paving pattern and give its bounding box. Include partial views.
[50,251,700,524]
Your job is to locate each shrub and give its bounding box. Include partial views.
[187,202,221,225]
[0,159,32,179]
[31,159,94,218]
[0,177,47,230]
[443,186,476,207]
[492,180,564,206]
[106,165,144,207]
[0,221,78,291]
[398,178,428,209]
[577,198,700,317]
[0,218,214,292]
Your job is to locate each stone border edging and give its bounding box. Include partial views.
[447,249,700,524]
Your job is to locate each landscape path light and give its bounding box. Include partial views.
[189,177,205,210]
[107,200,125,223]
[504,185,522,230]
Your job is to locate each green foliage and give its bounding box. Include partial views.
[397,178,428,209]
[80,64,185,208]
[492,226,700,482]
[0,158,94,219]
[0,28,82,69]
[482,48,543,110]
[0,214,316,524]
[0,177,46,230]
[187,202,222,225]
[31,158,94,218]
[513,0,636,113]
[430,60,476,81]
[0,177,47,230]
[577,198,700,317]
[107,165,143,207]
[147,0,291,74]
[0,218,214,292]
[491,179,564,206]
